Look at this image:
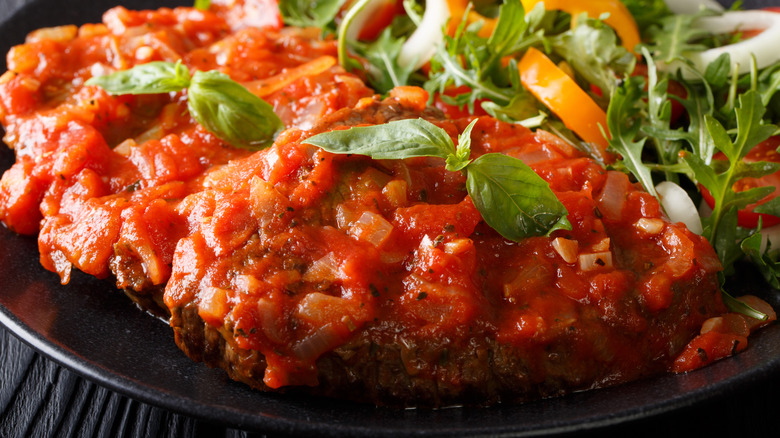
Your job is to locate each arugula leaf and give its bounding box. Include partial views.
[740,225,780,289]
[467,153,571,240]
[85,61,191,95]
[681,91,778,272]
[424,0,539,115]
[606,75,658,197]
[549,16,635,100]
[304,118,570,241]
[87,62,284,150]
[619,0,673,38]
[188,71,284,150]
[350,27,413,94]
[752,195,780,217]
[721,287,771,321]
[279,0,345,28]
[643,12,711,64]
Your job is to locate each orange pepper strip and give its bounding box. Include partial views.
[243,56,337,97]
[518,47,613,162]
[521,0,640,52]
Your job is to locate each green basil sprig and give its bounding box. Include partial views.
[303,118,571,241]
[86,62,284,150]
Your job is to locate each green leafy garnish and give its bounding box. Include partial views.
[279,0,346,28]
[86,62,283,150]
[606,74,658,197]
[350,27,414,94]
[549,15,635,100]
[85,61,192,95]
[303,118,570,241]
[187,71,284,150]
[193,0,211,11]
[643,11,713,64]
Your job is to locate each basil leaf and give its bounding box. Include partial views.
[85,61,191,95]
[303,118,456,160]
[466,153,570,241]
[188,70,284,150]
[445,118,477,172]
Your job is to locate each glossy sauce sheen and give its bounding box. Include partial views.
[0,2,762,407]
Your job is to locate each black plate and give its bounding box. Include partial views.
[1,0,780,436]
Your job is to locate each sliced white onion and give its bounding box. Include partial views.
[345,0,391,41]
[760,223,780,253]
[661,10,780,78]
[656,181,703,235]
[663,0,723,15]
[397,0,450,70]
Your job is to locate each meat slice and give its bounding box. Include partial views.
[164,90,725,407]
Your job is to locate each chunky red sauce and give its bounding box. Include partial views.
[0,2,775,407]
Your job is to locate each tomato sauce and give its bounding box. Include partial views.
[0,3,372,291]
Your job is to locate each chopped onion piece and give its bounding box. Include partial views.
[398,0,450,70]
[349,211,394,247]
[302,252,340,283]
[591,238,611,252]
[634,218,665,235]
[656,181,703,235]
[293,323,341,361]
[552,237,578,264]
[662,0,723,14]
[578,251,613,271]
[443,238,473,256]
[597,171,629,221]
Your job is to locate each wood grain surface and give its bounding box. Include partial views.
[2,322,780,437]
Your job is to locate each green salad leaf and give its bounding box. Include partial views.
[86,62,283,150]
[279,0,346,28]
[303,118,570,241]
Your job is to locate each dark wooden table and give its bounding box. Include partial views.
[2,323,780,437]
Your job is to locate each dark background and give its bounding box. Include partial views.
[1,0,780,437]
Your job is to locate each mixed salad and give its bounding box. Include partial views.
[90,0,780,321]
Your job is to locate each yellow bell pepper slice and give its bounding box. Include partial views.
[518,47,613,162]
[521,0,640,52]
